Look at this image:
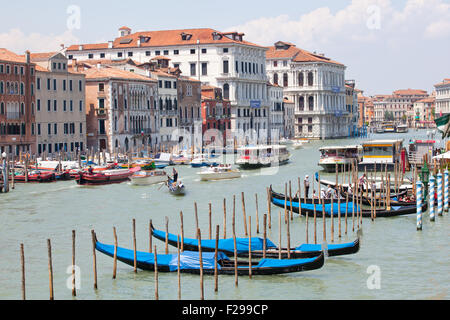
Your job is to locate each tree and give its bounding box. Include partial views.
[384,111,394,121]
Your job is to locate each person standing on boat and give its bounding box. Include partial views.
[88,166,94,175]
[172,168,178,183]
[304,175,310,197]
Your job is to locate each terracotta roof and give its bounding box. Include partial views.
[28,52,59,61]
[415,97,435,103]
[79,66,156,82]
[151,56,171,60]
[393,89,428,96]
[435,78,450,87]
[0,48,28,63]
[66,28,264,52]
[119,26,131,30]
[266,42,344,66]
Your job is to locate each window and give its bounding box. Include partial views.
[145,51,151,56]
[235,61,239,73]
[53,79,57,91]
[202,48,207,54]
[173,50,179,55]
[190,63,196,76]
[155,50,160,56]
[47,79,51,90]
[223,60,229,74]
[283,73,288,87]
[223,48,229,53]
[38,124,41,135]
[80,123,83,134]
[79,101,83,112]
[78,80,83,91]
[164,81,172,89]
[201,63,208,76]
[63,100,67,111]
[308,72,314,86]
[100,53,105,58]
[273,73,278,85]
[273,61,278,67]
[68,55,73,60]
[63,80,66,91]
[163,50,169,55]
[88,54,93,59]
[48,123,52,135]
[37,78,41,90]
[117,52,123,58]
[47,100,51,111]
[99,83,104,92]
[298,73,304,87]
[54,123,58,135]
[37,99,41,111]
[223,84,230,100]
[190,49,196,54]
[69,80,73,91]
[53,100,57,111]
[128,52,133,57]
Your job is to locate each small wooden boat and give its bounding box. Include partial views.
[95,237,325,275]
[167,178,186,195]
[14,170,56,183]
[131,170,167,186]
[270,195,427,218]
[197,165,241,181]
[150,223,359,259]
[76,167,140,185]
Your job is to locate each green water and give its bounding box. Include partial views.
[0,129,448,300]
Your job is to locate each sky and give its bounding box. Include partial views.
[0,0,449,96]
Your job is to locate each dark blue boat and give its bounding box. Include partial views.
[95,238,325,275]
[150,224,359,259]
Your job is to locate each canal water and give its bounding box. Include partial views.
[0,129,448,300]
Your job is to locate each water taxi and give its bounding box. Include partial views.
[382,122,396,133]
[318,145,362,172]
[236,145,290,169]
[396,124,409,133]
[358,139,403,171]
[197,165,242,181]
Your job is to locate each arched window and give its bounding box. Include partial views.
[223,84,230,100]
[308,96,314,111]
[298,73,304,87]
[299,96,305,111]
[0,102,4,114]
[283,73,288,87]
[308,72,314,86]
[273,73,278,85]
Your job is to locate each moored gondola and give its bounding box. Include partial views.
[150,223,360,259]
[270,195,427,218]
[94,237,325,275]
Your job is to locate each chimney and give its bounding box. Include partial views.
[108,41,113,49]
[137,39,141,47]
[25,50,30,64]
[79,45,83,51]
[73,59,78,72]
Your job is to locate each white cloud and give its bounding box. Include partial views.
[227,0,450,94]
[0,28,80,54]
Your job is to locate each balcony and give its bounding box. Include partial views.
[95,108,107,117]
[6,112,21,120]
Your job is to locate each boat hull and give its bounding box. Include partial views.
[131,171,167,186]
[198,171,242,181]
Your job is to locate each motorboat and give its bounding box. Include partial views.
[197,165,242,181]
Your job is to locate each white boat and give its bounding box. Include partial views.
[130,170,167,186]
[198,165,242,181]
[292,141,305,150]
[236,145,290,169]
[318,145,362,172]
[279,138,294,145]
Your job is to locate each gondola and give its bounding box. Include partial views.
[270,195,427,218]
[166,178,186,195]
[150,223,360,259]
[314,172,410,195]
[94,237,325,275]
[270,186,413,208]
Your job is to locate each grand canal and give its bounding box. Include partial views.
[0,129,448,300]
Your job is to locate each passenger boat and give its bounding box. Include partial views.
[318,145,362,172]
[236,145,290,169]
[381,122,396,133]
[167,178,186,195]
[270,196,426,218]
[94,237,325,275]
[76,167,140,185]
[14,170,56,183]
[358,139,404,171]
[197,165,241,181]
[396,124,409,133]
[130,170,167,186]
[150,223,359,259]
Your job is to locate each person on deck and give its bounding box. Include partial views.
[88,166,94,175]
[304,175,310,198]
[172,168,178,183]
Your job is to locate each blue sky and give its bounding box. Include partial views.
[1,0,449,96]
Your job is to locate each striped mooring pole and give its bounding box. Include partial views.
[429,175,435,222]
[437,172,443,217]
[416,181,422,231]
[444,170,449,212]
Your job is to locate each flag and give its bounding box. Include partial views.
[435,114,450,138]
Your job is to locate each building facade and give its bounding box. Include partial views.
[434,78,450,116]
[267,83,284,141]
[65,27,270,146]
[0,49,36,155]
[283,97,295,138]
[33,52,86,155]
[79,65,158,153]
[201,86,231,146]
[178,76,202,146]
[265,41,349,139]
[413,95,435,128]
